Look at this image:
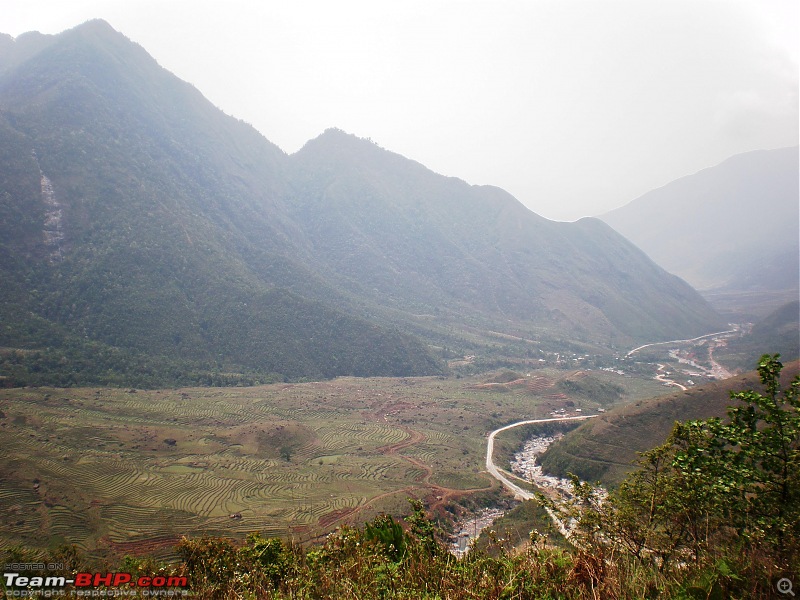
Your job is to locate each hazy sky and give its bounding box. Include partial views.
[3,1,798,221]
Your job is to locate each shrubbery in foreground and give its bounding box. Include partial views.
[3,356,797,598]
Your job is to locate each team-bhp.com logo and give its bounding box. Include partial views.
[3,570,189,597]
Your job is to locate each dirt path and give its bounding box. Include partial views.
[315,424,494,533]
[654,363,688,391]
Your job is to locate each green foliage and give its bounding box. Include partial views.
[239,534,294,589]
[556,376,624,405]
[538,360,799,487]
[1,40,445,388]
[0,283,444,388]
[554,354,800,597]
[4,357,797,597]
[406,498,442,558]
[175,536,239,596]
[363,514,408,562]
[279,445,292,462]
[0,21,729,393]
[724,354,800,558]
[486,370,525,384]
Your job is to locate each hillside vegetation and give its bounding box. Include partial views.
[539,358,800,485]
[5,356,797,599]
[0,366,671,554]
[717,300,800,370]
[0,20,724,386]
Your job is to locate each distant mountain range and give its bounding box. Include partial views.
[601,146,799,318]
[0,20,724,386]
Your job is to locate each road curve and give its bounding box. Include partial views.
[485,415,597,501]
[625,329,738,358]
[655,363,688,391]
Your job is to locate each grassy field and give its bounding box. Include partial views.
[0,368,670,557]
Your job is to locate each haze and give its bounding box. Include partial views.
[3,0,798,221]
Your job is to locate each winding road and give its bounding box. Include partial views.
[625,329,738,358]
[485,415,597,501]
[313,414,600,539]
[654,363,687,391]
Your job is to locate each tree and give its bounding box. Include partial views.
[556,354,799,593]
[723,354,800,563]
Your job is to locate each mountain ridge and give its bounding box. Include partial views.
[0,22,442,385]
[601,146,799,301]
[0,20,725,386]
[287,128,723,341]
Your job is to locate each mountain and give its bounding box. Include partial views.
[0,20,441,385]
[716,300,800,371]
[286,129,723,343]
[0,21,724,386]
[539,359,800,486]
[601,147,799,317]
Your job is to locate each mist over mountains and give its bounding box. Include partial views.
[602,146,799,301]
[0,20,725,386]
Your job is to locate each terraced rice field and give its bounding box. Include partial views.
[0,369,669,555]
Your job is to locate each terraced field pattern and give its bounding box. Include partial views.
[0,370,668,555]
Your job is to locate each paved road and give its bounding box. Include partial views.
[485,415,597,501]
[625,329,738,358]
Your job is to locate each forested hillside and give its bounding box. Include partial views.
[0,20,724,386]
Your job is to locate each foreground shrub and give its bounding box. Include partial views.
[5,356,795,598]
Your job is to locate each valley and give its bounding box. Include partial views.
[484,415,596,502]
[1,312,759,560]
[622,327,743,391]
[2,324,758,557]
[0,365,671,556]
[0,21,796,596]
[0,21,732,391]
